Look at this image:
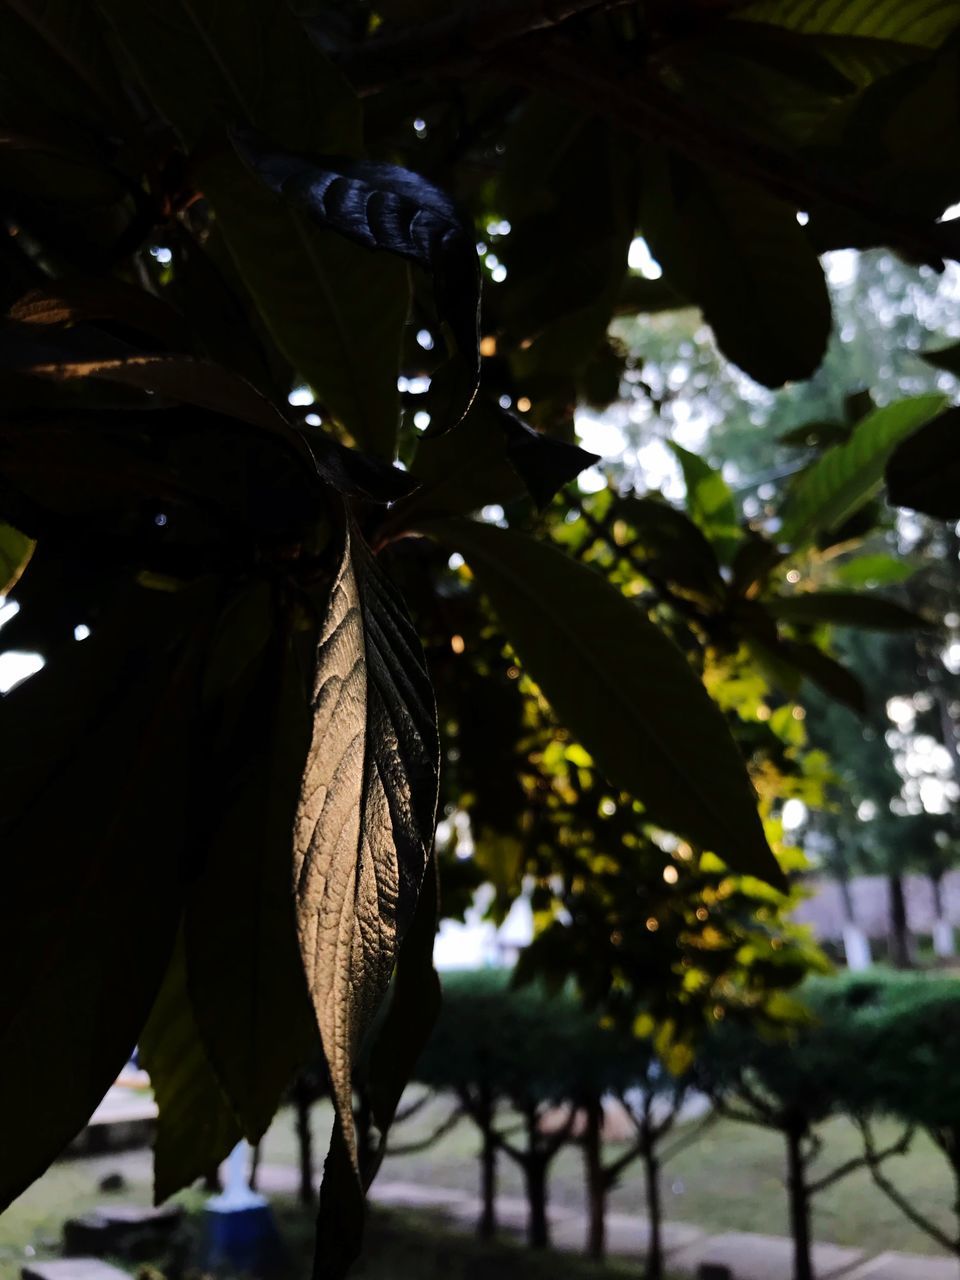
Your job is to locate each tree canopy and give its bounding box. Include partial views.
[2,3,960,1277]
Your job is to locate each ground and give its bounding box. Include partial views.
[258,1095,955,1256]
[1,1095,954,1280]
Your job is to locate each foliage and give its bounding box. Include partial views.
[3,2,960,1276]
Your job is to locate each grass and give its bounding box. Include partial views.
[0,1158,638,1280]
[2,1093,956,1279]
[259,1094,957,1258]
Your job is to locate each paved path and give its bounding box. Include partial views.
[255,1164,956,1279]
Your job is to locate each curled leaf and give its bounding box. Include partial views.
[233,131,481,425]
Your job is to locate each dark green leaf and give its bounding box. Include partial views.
[233,132,481,425]
[885,406,960,520]
[639,152,831,388]
[778,394,947,546]
[94,0,409,458]
[766,591,926,630]
[668,442,741,563]
[8,278,186,349]
[139,936,242,1204]
[392,401,530,525]
[420,518,784,889]
[611,495,727,603]
[921,339,960,376]
[185,583,321,1143]
[295,522,440,1170]
[498,408,598,510]
[0,582,212,1208]
[614,275,688,316]
[778,639,868,714]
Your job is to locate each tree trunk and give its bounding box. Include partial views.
[478,1089,498,1240]
[293,1079,315,1207]
[642,1138,664,1280]
[786,1126,814,1280]
[583,1098,606,1260]
[524,1156,550,1249]
[889,873,914,969]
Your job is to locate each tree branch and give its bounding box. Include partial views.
[857,1119,958,1253]
[807,1124,913,1196]
[661,1107,720,1164]
[392,1092,433,1127]
[386,1105,465,1156]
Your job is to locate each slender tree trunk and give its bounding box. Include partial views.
[786,1126,813,1280]
[642,1137,664,1280]
[478,1088,498,1240]
[293,1079,315,1207]
[889,873,914,969]
[583,1098,606,1260]
[524,1156,550,1249]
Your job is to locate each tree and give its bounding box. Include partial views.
[699,979,914,1280]
[4,4,960,1277]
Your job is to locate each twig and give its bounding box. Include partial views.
[807,1124,913,1196]
[387,1105,465,1156]
[858,1118,958,1253]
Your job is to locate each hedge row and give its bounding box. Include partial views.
[398,969,960,1280]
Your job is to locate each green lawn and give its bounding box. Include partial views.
[259,1094,956,1258]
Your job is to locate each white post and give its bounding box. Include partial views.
[934,918,956,958]
[208,1140,266,1210]
[842,923,872,972]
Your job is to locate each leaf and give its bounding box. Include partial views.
[766,591,926,630]
[139,936,242,1204]
[497,409,598,509]
[184,583,321,1143]
[0,582,211,1208]
[94,0,409,459]
[8,278,186,350]
[778,393,947,546]
[668,442,741,564]
[0,521,33,594]
[389,400,533,527]
[778,639,868,714]
[612,495,727,603]
[18,350,302,436]
[740,0,960,47]
[639,151,831,388]
[831,554,918,587]
[364,853,442,1140]
[315,855,442,1280]
[233,132,482,425]
[419,518,784,889]
[295,521,440,1172]
[922,339,960,376]
[885,406,960,520]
